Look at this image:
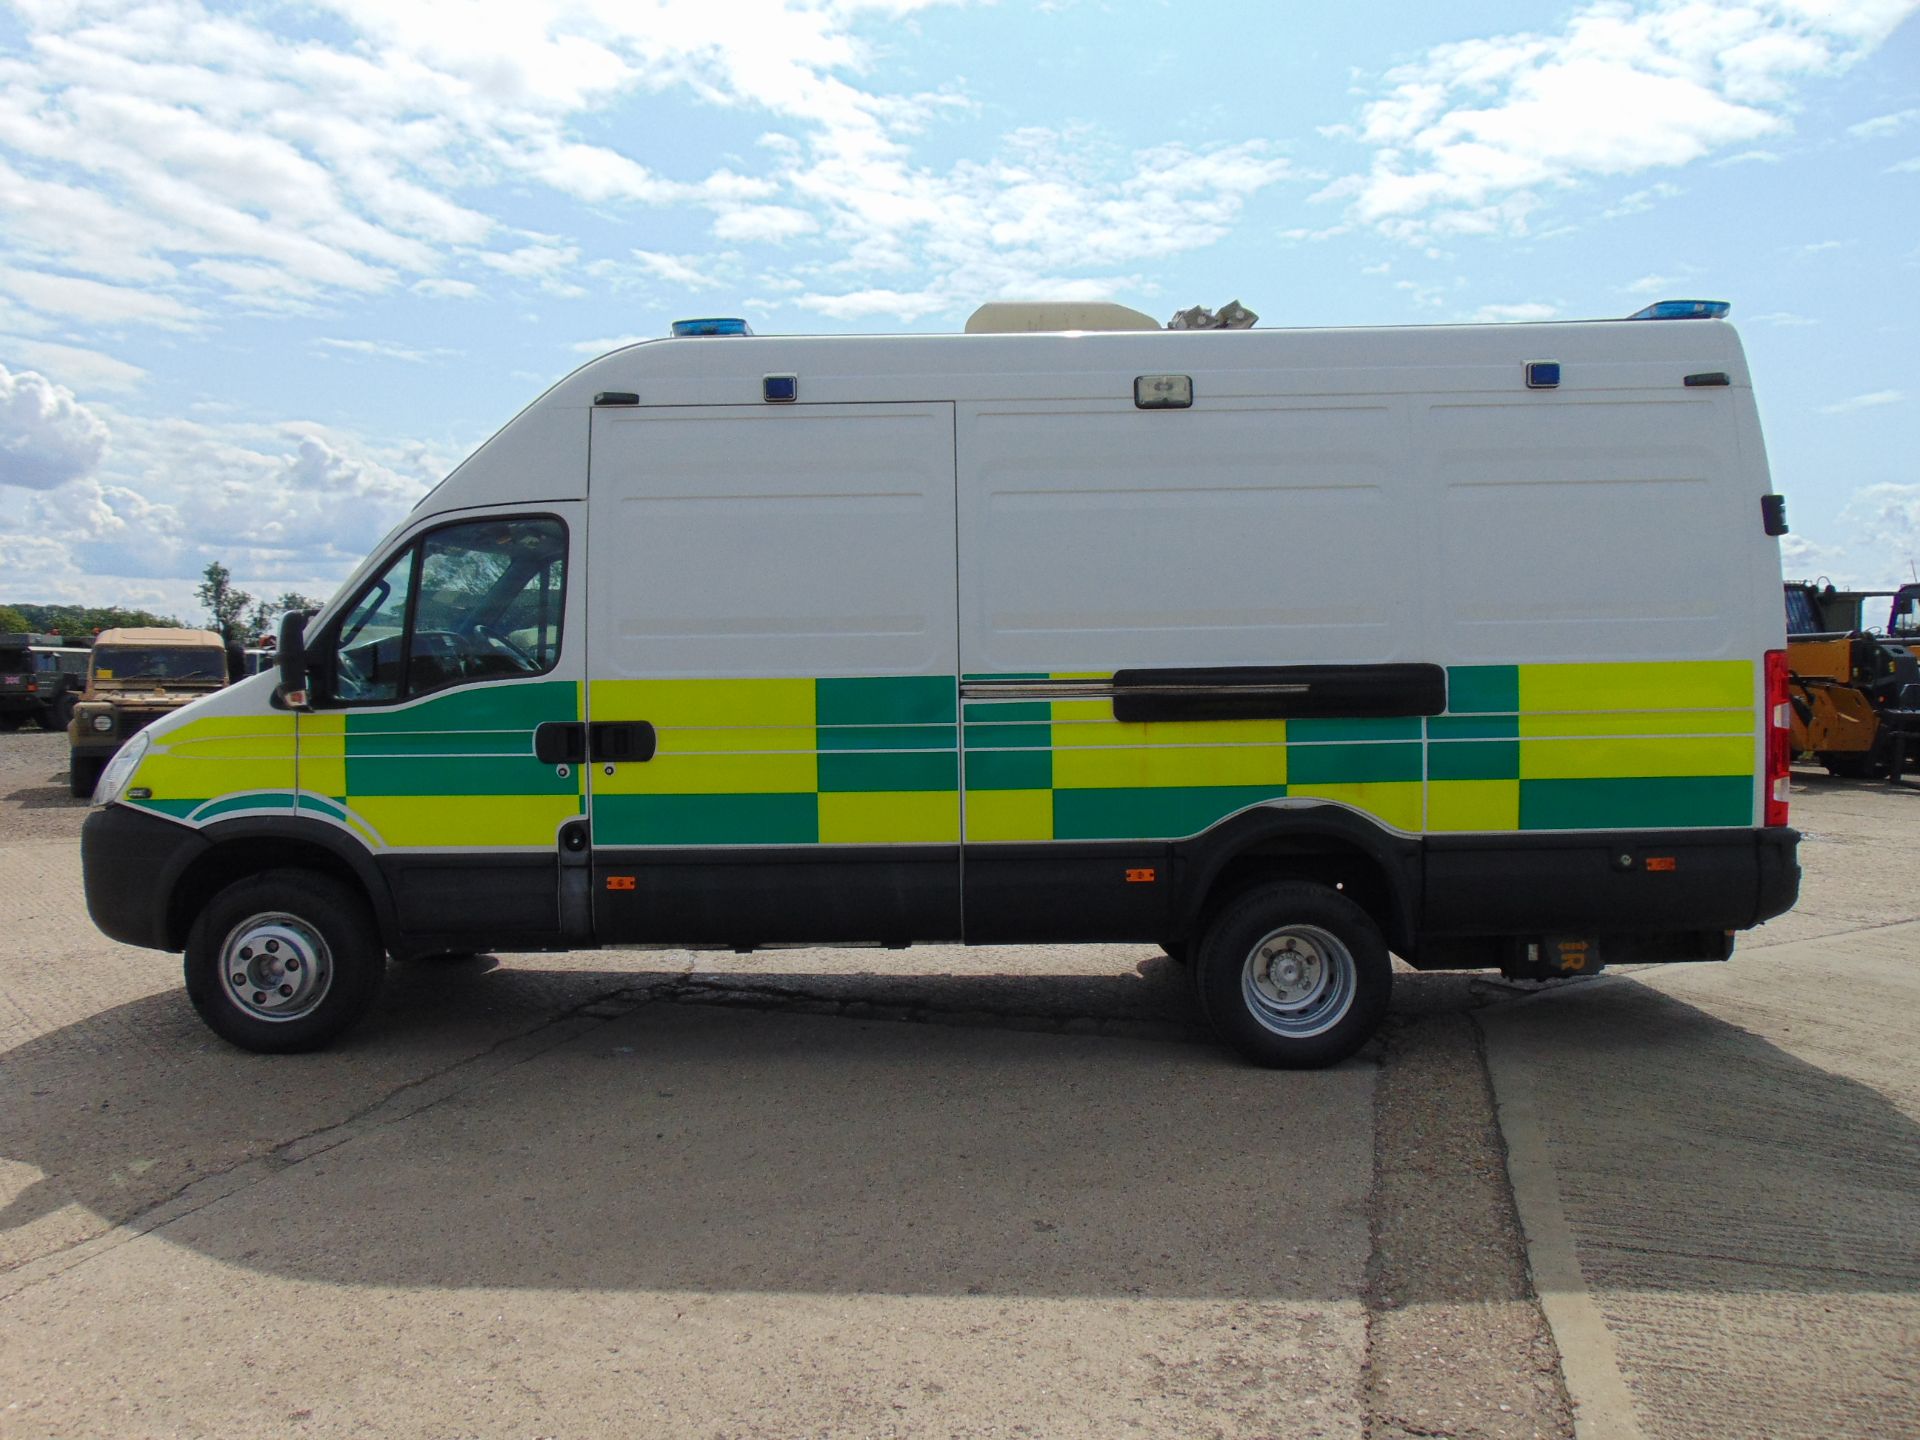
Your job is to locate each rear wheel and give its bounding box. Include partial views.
[184,869,386,1053]
[1819,748,1887,779]
[1193,881,1391,1069]
[35,704,62,732]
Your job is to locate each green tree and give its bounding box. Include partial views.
[196,562,253,645]
[0,605,29,633]
[247,591,326,642]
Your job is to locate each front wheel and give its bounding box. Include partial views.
[184,869,386,1053]
[1192,882,1391,1069]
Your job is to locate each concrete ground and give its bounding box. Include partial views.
[0,726,1913,1438]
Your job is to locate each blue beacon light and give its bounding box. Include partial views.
[671,317,754,337]
[1625,300,1731,321]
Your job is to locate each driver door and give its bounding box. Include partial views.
[296,502,588,943]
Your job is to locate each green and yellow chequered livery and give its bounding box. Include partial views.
[124,681,585,849]
[123,661,1756,849]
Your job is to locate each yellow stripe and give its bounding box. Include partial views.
[1518,661,1752,713]
[660,726,817,754]
[964,788,1053,842]
[1053,744,1288,790]
[352,794,579,848]
[1288,781,1423,832]
[598,751,817,795]
[592,677,815,728]
[818,790,959,843]
[1519,709,1752,738]
[1518,734,1754,781]
[1428,780,1518,833]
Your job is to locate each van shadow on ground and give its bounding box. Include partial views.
[3,959,1916,1304]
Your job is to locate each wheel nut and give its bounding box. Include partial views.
[252,992,266,1005]
[239,947,253,960]
[264,940,280,954]
[278,985,292,997]
[285,958,300,972]
[231,974,245,986]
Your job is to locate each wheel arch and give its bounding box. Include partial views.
[165,817,398,952]
[1176,803,1422,956]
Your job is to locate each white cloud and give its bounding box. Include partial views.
[0,362,109,490]
[411,277,478,300]
[314,337,453,364]
[1748,311,1818,326]
[1819,390,1904,415]
[712,206,819,243]
[628,250,726,288]
[0,337,146,392]
[1834,483,1920,583]
[1324,0,1920,240]
[1891,156,1920,173]
[0,267,199,328]
[1848,108,1920,139]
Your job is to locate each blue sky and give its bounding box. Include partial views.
[0,0,1916,622]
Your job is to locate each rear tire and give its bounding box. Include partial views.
[68,753,104,798]
[35,705,62,732]
[1193,881,1391,1069]
[184,869,386,1053]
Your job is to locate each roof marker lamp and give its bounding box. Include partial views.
[1626,300,1731,321]
[671,317,754,337]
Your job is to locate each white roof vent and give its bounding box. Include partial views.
[964,301,1162,334]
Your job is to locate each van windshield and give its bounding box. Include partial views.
[93,647,226,683]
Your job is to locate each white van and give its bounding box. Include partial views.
[81,302,1801,1066]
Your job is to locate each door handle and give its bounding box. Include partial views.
[534,721,586,765]
[589,720,657,763]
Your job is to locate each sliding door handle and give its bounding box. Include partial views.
[589,720,657,763]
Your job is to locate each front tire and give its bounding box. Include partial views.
[1193,881,1391,1069]
[184,869,386,1053]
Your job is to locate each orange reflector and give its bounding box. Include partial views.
[1646,856,1676,872]
[606,875,636,891]
[1125,867,1156,884]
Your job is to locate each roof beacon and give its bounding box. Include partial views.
[671,317,754,337]
[1626,300,1730,321]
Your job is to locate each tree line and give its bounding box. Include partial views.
[1,563,325,646]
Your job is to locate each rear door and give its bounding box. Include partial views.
[585,402,962,945]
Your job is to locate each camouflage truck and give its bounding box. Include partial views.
[0,634,43,730]
[68,628,229,797]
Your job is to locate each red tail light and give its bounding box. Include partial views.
[1764,648,1791,827]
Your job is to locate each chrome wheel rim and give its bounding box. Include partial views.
[1240,924,1356,1039]
[217,913,333,1023]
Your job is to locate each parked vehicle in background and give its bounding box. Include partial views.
[0,634,41,729]
[67,628,228,797]
[1783,581,1920,778]
[29,638,91,731]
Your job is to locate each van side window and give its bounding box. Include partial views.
[332,549,417,704]
[325,515,567,706]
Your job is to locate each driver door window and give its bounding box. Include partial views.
[324,515,568,706]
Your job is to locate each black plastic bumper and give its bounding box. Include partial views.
[81,803,210,951]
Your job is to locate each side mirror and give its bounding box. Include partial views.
[276,610,311,708]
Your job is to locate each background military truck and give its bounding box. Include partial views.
[0,634,43,730]
[67,628,229,797]
[28,636,91,731]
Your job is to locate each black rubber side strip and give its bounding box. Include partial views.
[1111,663,1447,722]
